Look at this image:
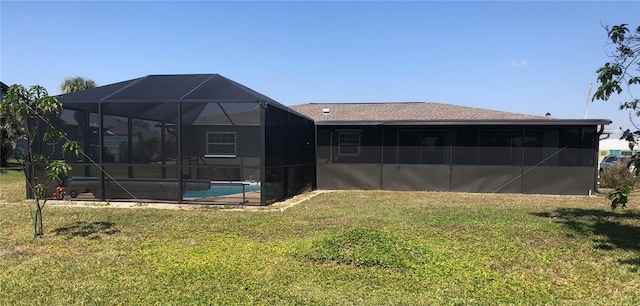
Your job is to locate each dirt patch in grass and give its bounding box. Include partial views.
[51,221,121,240]
[0,247,22,256]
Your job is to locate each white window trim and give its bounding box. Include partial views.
[204,154,237,158]
[338,131,361,156]
[206,131,236,158]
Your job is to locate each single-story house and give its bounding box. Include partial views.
[599,137,636,162]
[290,102,610,195]
[32,74,610,204]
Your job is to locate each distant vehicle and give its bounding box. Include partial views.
[599,155,633,174]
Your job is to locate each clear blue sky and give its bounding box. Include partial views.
[2,1,639,131]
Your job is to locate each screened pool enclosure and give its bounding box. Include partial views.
[40,74,315,205]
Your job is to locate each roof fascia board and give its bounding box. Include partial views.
[315,119,612,126]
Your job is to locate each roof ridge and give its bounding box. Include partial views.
[146,73,219,77]
[301,102,542,117]
[307,102,425,105]
[420,102,548,118]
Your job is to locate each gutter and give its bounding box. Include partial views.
[595,123,607,194]
[315,119,612,126]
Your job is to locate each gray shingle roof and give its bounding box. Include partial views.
[291,102,547,121]
[290,102,610,126]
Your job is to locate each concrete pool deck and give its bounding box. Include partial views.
[43,190,329,212]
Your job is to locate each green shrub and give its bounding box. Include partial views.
[599,162,636,188]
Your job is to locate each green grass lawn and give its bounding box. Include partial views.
[1,170,640,304]
[0,169,27,203]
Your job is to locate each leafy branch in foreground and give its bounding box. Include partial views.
[606,185,632,210]
[593,23,640,209]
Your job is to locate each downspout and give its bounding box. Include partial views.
[594,124,606,194]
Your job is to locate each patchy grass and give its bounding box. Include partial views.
[0,169,26,203]
[1,190,640,304]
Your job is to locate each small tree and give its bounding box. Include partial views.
[1,84,82,237]
[594,23,640,209]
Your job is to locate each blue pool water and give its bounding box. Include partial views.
[183,184,260,198]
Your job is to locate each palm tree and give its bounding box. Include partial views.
[59,76,96,170]
[60,76,96,94]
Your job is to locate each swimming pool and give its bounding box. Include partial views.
[183,184,260,198]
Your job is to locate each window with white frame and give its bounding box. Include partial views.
[338,132,361,156]
[206,132,236,157]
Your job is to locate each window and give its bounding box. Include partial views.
[338,132,360,156]
[206,132,236,157]
[604,156,618,163]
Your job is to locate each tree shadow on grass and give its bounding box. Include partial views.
[530,209,640,267]
[51,221,120,240]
